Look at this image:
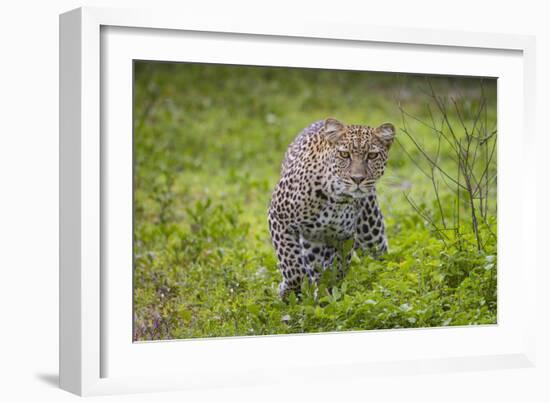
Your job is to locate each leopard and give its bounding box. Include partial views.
[268,118,395,299]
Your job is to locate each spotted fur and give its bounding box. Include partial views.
[268,118,395,298]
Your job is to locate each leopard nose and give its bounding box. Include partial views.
[351,175,366,184]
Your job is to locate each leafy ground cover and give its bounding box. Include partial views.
[133,62,497,340]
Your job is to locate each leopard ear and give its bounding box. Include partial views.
[374,123,395,147]
[324,118,346,144]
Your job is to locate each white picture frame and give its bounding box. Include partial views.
[59,6,538,396]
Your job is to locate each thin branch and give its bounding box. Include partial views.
[399,125,467,191]
[403,192,449,246]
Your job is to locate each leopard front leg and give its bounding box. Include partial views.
[268,216,309,298]
[299,237,337,286]
[354,194,388,258]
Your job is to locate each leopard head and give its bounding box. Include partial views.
[323,118,395,199]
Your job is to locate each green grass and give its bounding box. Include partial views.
[133,62,497,341]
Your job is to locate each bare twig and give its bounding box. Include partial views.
[399,78,496,251]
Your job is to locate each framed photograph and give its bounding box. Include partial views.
[60,7,537,396]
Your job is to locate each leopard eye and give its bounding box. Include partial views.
[367,152,379,160]
[338,150,350,159]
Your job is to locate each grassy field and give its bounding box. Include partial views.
[133,62,497,341]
